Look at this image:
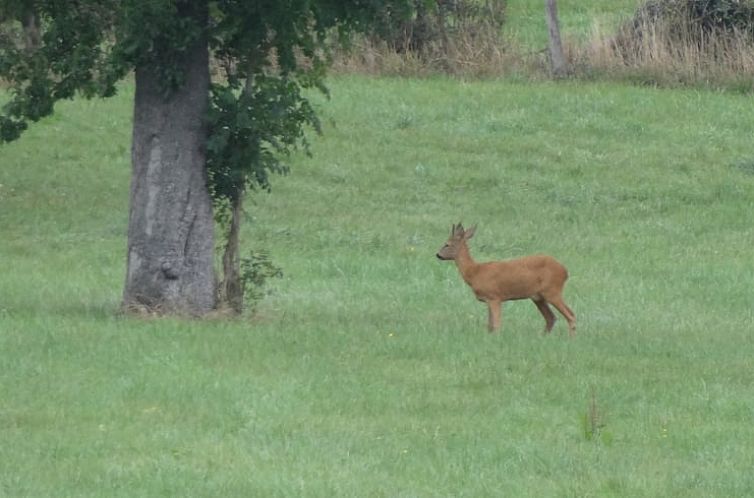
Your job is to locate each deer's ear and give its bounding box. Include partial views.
[464,225,477,240]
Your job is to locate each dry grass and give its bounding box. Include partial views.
[580,16,754,90]
[340,22,754,91]
[331,31,530,79]
[331,2,754,92]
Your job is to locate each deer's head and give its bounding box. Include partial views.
[436,223,476,260]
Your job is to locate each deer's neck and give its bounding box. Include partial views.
[454,243,478,285]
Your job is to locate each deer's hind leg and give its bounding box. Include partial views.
[532,298,556,334]
[545,293,576,337]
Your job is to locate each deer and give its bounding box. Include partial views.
[436,223,576,336]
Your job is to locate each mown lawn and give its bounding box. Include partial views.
[1,75,754,496]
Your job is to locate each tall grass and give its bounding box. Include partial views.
[332,33,525,78]
[332,0,519,78]
[582,11,754,89]
[333,0,754,91]
[332,0,640,79]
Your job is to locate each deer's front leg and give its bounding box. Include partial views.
[487,300,502,333]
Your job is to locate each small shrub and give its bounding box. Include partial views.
[240,250,283,314]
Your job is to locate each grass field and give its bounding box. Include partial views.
[505,0,640,48]
[2,74,754,496]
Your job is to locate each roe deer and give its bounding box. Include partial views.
[436,223,576,336]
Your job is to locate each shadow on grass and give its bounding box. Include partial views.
[2,299,122,322]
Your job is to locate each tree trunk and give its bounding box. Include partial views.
[21,10,41,51]
[220,194,244,313]
[545,0,567,77]
[122,16,216,315]
[218,65,256,314]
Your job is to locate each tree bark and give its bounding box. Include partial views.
[545,0,567,77]
[220,194,243,313]
[21,10,40,51]
[122,18,216,315]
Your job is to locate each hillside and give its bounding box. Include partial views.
[2,76,754,495]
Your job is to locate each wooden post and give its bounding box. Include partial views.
[545,0,567,77]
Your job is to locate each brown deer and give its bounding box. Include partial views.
[436,223,576,336]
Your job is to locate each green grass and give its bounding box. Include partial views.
[2,76,754,496]
[505,0,641,48]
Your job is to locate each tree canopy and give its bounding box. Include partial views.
[1,0,414,315]
[1,0,413,141]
